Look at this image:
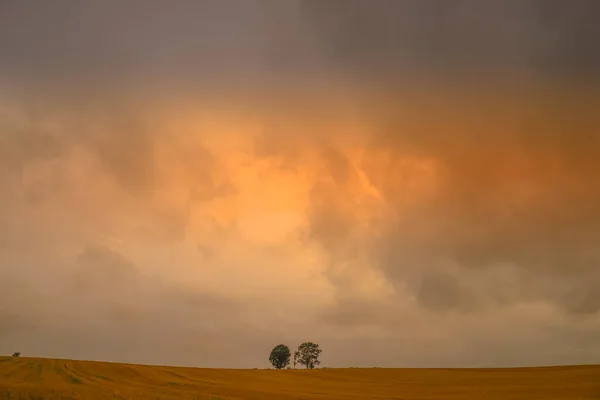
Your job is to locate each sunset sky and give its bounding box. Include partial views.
[1,0,600,368]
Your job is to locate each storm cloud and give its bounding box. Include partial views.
[1,0,600,368]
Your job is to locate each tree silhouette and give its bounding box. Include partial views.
[294,342,322,369]
[269,344,291,370]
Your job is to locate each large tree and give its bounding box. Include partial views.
[294,342,322,369]
[269,344,291,369]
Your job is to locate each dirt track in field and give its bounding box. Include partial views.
[1,357,599,399]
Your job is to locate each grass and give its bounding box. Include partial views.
[0,357,599,399]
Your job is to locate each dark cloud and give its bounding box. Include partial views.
[0,1,272,87]
[1,0,600,368]
[299,0,600,80]
[304,87,600,320]
[5,0,598,89]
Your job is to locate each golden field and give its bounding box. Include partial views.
[0,357,599,400]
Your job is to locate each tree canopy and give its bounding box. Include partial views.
[294,342,322,369]
[269,344,291,369]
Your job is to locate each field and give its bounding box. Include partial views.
[0,357,599,400]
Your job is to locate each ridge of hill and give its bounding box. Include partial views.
[1,357,599,399]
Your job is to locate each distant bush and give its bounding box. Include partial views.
[12,352,20,357]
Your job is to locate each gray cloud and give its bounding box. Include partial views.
[298,0,600,80]
[4,0,597,90]
[1,244,304,367]
[1,1,600,369]
[303,88,600,322]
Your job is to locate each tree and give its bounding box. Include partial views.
[294,342,322,369]
[12,352,20,357]
[268,344,291,370]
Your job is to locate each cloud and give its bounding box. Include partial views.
[298,0,600,79]
[302,87,600,317]
[1,1,600,368]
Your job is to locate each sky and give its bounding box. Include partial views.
[1,0,600,368]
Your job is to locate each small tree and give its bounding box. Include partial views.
[268,344,291,370]
[294,342,322,369]
[12,352,20,357]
